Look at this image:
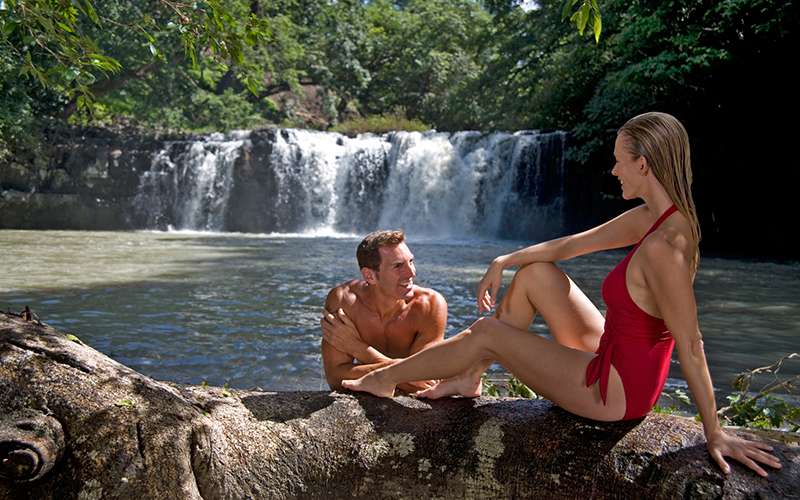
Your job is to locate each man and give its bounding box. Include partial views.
[321,230,447,393]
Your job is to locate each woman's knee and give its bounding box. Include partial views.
[512,262,566,296]
[516,261,559,282]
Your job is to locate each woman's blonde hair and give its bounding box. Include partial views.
[619,112,701,272]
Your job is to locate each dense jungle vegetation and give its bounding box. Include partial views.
[1,0,798,255]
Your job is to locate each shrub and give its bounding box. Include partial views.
[717,353,799,431]
[330,113,431,136]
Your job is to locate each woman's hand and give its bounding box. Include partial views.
[706,430,782,477]
[321,308,365,355]
[477,256,507,313]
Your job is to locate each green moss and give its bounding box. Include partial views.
[330,113,431,136]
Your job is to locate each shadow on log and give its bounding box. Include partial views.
[1,313,798,499]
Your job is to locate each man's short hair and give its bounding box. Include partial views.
[357,230,406,270]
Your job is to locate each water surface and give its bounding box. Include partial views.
[1,230,797,398]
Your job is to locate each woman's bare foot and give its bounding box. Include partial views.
[414,372,482,399]
[341,370,396,398]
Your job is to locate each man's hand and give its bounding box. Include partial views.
[321,308,366,355]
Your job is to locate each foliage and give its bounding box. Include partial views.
[481,373,539,399]
[651,405,679,415]
[561,0,602,42]
[354,0,492,130]
[2,0,798,253]
[1,0,273,111]
[330,113,430,136]
[482,374,500,397]
[717,353,800,431]
[653,388,692,415]
[0,0,283,157]
[1,0,122,110]
[507,375,539,399]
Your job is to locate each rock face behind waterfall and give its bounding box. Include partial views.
[0,127,163,230]
[1,313,798,499]
[0,126,575,239]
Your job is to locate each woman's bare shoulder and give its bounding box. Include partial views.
[640,226,693,273]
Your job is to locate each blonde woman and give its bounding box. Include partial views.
[334,112,781,476]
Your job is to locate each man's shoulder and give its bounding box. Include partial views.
[409,286,446,311]
[327,280,363,306]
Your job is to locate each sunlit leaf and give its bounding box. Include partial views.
[593,11,602,43]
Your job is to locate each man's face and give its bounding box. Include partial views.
[369,242,417,300]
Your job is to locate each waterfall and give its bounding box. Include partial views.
[132,128,568,239]
[133,131,248,231]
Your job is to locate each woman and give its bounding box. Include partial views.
[336,112,781,476]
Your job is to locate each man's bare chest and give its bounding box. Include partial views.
[352,313,418,358]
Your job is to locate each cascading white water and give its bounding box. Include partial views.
[133,128,567,239]
[179,135,243,229]
[269,129,342,231]
[134,131,248,231]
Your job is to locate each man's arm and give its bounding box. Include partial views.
[321,340,394,391]
[321,286,394,390]
[323,308,393,364]
[322,285,395,364]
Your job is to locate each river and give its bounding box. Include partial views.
[1,229,797,402]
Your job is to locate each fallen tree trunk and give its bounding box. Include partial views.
[0,313,797,499]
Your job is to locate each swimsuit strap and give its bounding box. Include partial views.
[638,204,678,243]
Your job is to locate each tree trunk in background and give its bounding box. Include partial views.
[0,313,797,499]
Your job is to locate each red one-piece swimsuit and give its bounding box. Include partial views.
[585,204,678,419]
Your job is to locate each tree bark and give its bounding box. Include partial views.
[0,313,797,499]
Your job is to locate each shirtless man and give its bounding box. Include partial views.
[321,230,447,393]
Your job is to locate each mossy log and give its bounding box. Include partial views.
[1,313,797,499]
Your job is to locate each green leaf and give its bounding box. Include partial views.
[561,0,579,21]
[65,333,81,343]
[115,398,136,408]
[577,3,591,34]
[592,11,602,43]
[56,22,74,34]
[81,0,100,25]
[1,20,17,37]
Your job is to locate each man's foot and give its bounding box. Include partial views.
[341,371,396,398]
[414,373,482,399]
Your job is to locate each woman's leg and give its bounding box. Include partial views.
[343,316,626,421]
[416,262,605,399]
[495,262,604,352]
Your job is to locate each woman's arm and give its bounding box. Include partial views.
[642,237,782,477]
[477,205,651,312]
